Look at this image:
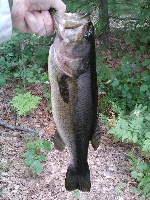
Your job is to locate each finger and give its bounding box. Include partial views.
[51,0,66,16]
[25,11,46,35]
[11,1,27,32]
[41,11,54,36]
[12,15,27,32]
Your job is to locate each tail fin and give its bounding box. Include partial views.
[65,167,91,192]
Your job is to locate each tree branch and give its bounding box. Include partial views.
[0,120,43,137]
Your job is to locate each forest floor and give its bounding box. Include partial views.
[0,82,143,200]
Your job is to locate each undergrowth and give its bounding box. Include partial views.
[0,30,53,87]
[109,104,150,154]
[97,53,150,111]
[9,92,51,174]
[129,154,150,199]
[97,50,150,198]
[23,135,51,175]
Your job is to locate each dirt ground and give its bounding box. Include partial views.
[0,84,141,200]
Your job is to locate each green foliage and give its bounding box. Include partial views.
[64,0,149,47]
[43,83,52,113]
[109,104,150,154]
[96,54,111,93]
[10,92,41,116]
[97,54,150,110]
[97,49,150,198]
[23,135,51,175]
[114,182,126,195]
[123,0,150,46]
[108,0,150,45]
[129,154,150,199]
[0,30,52,87]
[63,0,99,12]
[72,190,81,200]
[0,163,9,172]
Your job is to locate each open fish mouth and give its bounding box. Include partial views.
[50,9,91,77]
[50,9,90,29]
[63,13,90,28]
[64,12,89,19]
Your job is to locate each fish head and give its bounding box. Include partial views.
[51,11,95,77]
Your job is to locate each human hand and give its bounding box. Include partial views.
[11,0,66,36]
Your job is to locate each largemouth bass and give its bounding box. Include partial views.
[48,10,100,192]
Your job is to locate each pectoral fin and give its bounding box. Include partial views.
[57,75,69,103]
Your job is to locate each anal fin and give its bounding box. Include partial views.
[91,120,101,150]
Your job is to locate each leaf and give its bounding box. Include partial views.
[140,85,148,92]
[135,50,141,56]
[138,176,149,187]
[30,160,43,175]
[141,182,150,195]
[23,149,34,159]
[132,133,138,143]
[131,171,139,179]
[44,93,51,99]
[35,154,46,161]
[24,158,33,167]
[111,79,119,87]
[24,136,32,142]
[42,140,51,152]
[72,190,81,199]
[114,188,122,195]
[130,187,139,194]
[140,46,146,53]
[23,150,34,166]
[142,59,150,67]
[122,130,131,141]
[119,182,126,189]
[9,92,41,116]
[145,132,150,139]
[137,162,148,171]
[127,92,132,99]
[142,139,150,152]
[35,139,44,149]
[26,141,35,150]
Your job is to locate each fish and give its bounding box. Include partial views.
[48,10,101,192]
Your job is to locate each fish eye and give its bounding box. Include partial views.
[85,32,92,40]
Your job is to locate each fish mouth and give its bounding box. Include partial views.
[64,13,89,28]
[50,9,90,77]
[50,9,90,29]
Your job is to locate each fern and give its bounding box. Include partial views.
[10,92,41,116]
[109,104,150,154]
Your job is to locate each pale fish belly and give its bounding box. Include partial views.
[48,47,77,152]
